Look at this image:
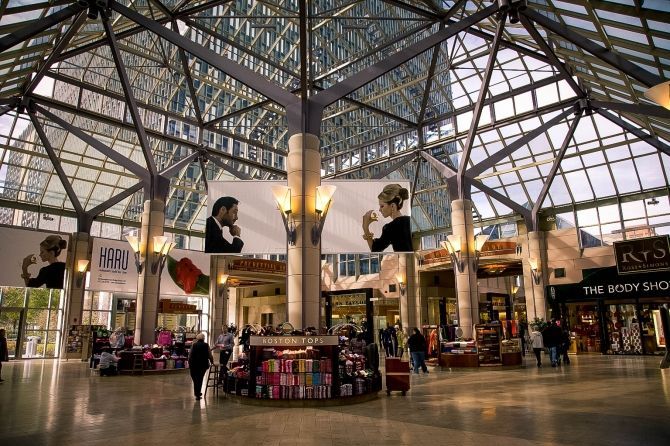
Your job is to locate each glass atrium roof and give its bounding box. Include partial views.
[0,0,669,246]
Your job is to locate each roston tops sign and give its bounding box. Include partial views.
[249,335,339,346]
[613,235,670,275]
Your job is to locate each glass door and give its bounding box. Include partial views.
[0,307,26,359]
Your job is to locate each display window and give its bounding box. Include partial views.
[604,302,640,354]
[566,303,601,353]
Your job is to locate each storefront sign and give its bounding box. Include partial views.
[332,295,366,306]
[479,241,519,257]
[582,280,670,296]
[614,235,670,275]
[249,335,339,346]
[228,258,286,274]
[548,266,670,301]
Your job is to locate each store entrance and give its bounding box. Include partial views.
[0,307,25,359]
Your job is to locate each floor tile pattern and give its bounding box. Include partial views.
[1,355,668,445]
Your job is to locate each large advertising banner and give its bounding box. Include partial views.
[161,248,210,296]
[206,180,412,254]
[321,180,412,254]
[0,227,70,289]
[207,181,288,254]
[90,238,137,292]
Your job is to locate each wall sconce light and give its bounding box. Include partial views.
[395,273,406,296]
[472,233,490,270]
[151,236,175,275]
[125,235,143,274]
[271,185,296,245]
[76,259,89,288]
[645,79,670,110]
[312,184,337,246]
[440,234,463,273]
[218,274,229,298]
[512,285,519,295]
[528,257,541,285]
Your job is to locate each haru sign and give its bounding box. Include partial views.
[613,235,670,275]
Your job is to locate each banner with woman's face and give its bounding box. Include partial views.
[0,227,70,289]
[206,180,412,254]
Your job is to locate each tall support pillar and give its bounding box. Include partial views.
[59,232,91,358]
[64,232,91,326]
[133,199,166,345]
[524,230,547,322]
[286,133,321,329]
[399,253,421,331]
[451,199,479,339]
[210,256,222,335]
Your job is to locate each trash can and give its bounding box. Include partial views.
[385,357,410,395]
[26,336,39,358]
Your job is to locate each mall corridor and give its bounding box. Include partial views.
[0,355,668,446]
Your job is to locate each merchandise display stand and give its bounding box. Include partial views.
[476,324,502,366]
[225,335,380,406]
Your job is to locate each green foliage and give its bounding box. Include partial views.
[530,317,549,332]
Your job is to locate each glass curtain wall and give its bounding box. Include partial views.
[0,287,63,358]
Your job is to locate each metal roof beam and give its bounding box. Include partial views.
[28,111,85,217]
[590,100,670,120]
[102,12,159,178]
[112,1,296,107]
[33,102,150,181]
[458,12,506,198]
[467,107,574,178]
[596,109,670,157]
[519,13,583,96]
[24,11,88,95]
[0,3,85,53]
[521,6,662,88]
[312,3,499,109]
[531,111,582,231]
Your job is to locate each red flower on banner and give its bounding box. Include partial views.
[174,258,203,294]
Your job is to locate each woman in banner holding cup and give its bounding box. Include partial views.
[362,184,413,252]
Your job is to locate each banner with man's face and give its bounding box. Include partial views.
[0,227,70,289]
[206,180,412,254]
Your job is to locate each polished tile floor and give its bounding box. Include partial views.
[0,354,668,446]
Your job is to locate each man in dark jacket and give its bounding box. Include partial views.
[407,328,429,374]
[205,196,244,253]
[188,333,213,399]
[543,319,563,367]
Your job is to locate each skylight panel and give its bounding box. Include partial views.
[562,16,597,32]
[610,159,641,193]
[547,174,572,205]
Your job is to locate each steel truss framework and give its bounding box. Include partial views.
[0,0,668,245]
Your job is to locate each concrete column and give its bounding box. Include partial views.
[64,232,91,326]
[525,230,547,322]
[286,133,322,329]
[451,199,479,339]
[399,253,422,331]
[59,232,91,358]
[133,199,166,345]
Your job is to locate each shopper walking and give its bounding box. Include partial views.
[560,321,571,365]
[407,328,429,374]
[530,326,544,367]
[518,319,528,357]
[0,329,8,382]
[544,319,563,367]
[188,333,213,400]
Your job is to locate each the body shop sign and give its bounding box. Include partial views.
[614,235,670,275]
